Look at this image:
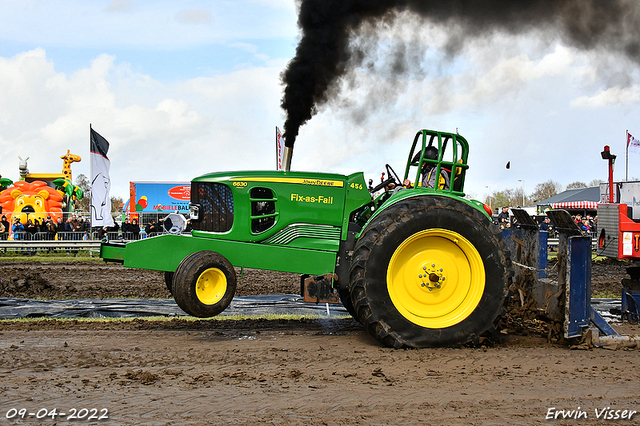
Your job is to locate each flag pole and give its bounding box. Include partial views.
[89,123,93,228]
[626,129,629,182]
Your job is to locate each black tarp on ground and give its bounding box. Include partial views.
[591,298,622,321]
[0,296,619,323]
[0,294,348,319]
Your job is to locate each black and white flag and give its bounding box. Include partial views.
[90,126,115,227]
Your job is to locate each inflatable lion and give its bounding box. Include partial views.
[0,180,64,226]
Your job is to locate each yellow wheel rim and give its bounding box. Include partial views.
[196,268,227,305]
[387,229,485,329]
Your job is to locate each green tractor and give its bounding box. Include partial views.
[101,129,512,348]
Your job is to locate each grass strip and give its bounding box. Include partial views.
[0,253,102,263]
[0,313,351,324]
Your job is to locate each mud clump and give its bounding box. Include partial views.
[125,369,159,385]
[0,271,57,299]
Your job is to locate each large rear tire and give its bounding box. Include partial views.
[349,196,512,348]
[173,251,237,318]
[339,289,358,321]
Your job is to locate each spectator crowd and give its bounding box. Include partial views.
[1,213,191,243]
[0,214,91,241]
[492,207,597,237]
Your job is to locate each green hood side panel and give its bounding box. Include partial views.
[192,170,347,244]
[104,234,337,276]
[190,170,371,245]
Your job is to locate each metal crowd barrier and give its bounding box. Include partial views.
[0,230,186,254]
[0,231,116,253]
[0,240,101,250]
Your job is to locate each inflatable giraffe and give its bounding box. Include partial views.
[60,150,81,182]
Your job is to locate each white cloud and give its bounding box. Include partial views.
[571,85,640,108]
[0,1,298,48]
[104,0,134,13]
[418,44,581,115]
[248,0,296,9]
[230,42,259,54]
[175,9,213,25]
[0,48,287,199]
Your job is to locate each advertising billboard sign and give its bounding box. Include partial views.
[128,181,191,213]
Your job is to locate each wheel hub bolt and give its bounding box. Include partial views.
[419,262,446,291]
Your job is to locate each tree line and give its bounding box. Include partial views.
[485,179,604,210]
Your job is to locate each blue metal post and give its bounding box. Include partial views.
[538,230,548,279]
[565,235,591,338]
[622,289,640,323]
[565,234,619,338]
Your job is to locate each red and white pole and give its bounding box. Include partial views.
[601,145,616,203]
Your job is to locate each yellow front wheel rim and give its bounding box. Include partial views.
[196,268,227,305]
[387,229,485,329]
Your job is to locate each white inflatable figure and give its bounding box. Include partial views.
[18,156,29,179]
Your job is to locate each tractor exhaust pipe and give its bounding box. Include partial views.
[282,146,293,171]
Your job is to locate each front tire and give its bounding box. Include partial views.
[173,251,237,318]
[349,196,512,348]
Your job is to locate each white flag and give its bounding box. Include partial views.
[90,126,115,228]
[628,131,640,155]
[276,126,285,170]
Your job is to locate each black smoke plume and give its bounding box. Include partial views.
[281,0,640,148]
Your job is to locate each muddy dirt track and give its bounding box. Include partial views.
[0,261,301,300]
[0,259,639,425]
[0,258,629,300]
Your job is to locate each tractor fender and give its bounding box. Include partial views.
[357,189,490,239]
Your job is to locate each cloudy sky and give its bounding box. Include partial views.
[1,0,639,205]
